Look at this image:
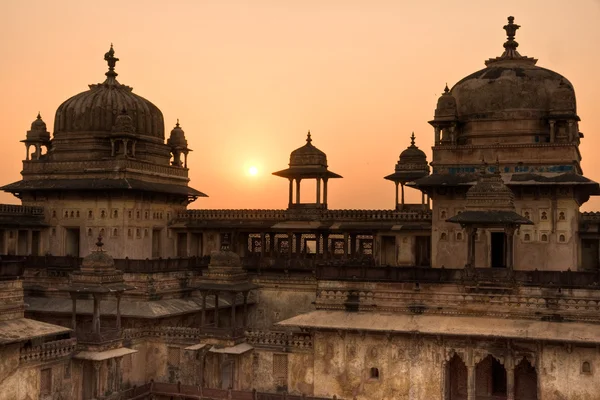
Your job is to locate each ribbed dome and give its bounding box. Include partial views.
[53,45,165,141]
[27,113,50,142]
[434,85,458,121]
[81,237,115,271]
[447,17,577,143]
[167,120,188,147]
[399,133,427,165]
[290,131,327,167]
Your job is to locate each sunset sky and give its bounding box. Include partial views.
[1,1,600,210]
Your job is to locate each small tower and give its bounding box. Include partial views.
[110,108,137,158]
[272,131,342,209]
[167,120,191,168]
[428,85,459,145]
[22,113,50,160]
[384,133,430,210]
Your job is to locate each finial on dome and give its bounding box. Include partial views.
[306,130,312,144]
[410,132,416,146]
[95,235,104,251]
[485,16,537,66]
[104,44,119,79]
[176,119,180,128]
[37,112,41,120]
[444,84,449,94]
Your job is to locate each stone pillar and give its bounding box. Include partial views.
[230,292,236,328]
[434,127,441,145]
[323,233,330,260]
[323,179,328,207]
[288,179,293,207]
[132,141,137,158]
[94,361,102,399]
[110,139,115,157]
[400,183,405,208]
[295,179,301,204]
[288,232,293,258]
[394,182,399,210]
[505,226,515,270]
[467,365,476,400]
[466,227,477,268]
[70,293,77,331]
[201,292,207,328]
[92,294,101,334]
[549,120,555,143]
[27,230,32,255]
[350,233,357,257]
[243,291,249,328]
[260,232,265,258]
[116,292,122,331]
[215,293,220,327]
[506,356,515,400]
[316,178,321,205]
[268,233,274,256]
[115,357,123,392]
[123,139,129,156]
[343,232,349,259]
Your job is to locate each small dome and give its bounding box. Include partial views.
[398,133,427,165]
[26,113,50,142]
[434,85,457,121]
[290,131,327,167]
[81,237,115,270]
[549,80,577,115]
[466,161,515,211]
[54,45,165,140]
[167,120,188,147]
[209,249,242,268]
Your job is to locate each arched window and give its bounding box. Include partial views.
[541,211,548,220]
[457,233,463,240]
[87,228,92,236]
[52,210,56,218]
[582,361,592,374]
[524,211,530,219]
[100,210,106,218]
[441,211,447,219]
[128,210,132,218]
[524,233,531,241]
[113,210,118,218]
[64,211,69,218]
[76,211,80,218]
[99,228,105,237]
[441,232,447,241]
[559,234,566,242]
[113,228,118,237]
[370,367,379,380]
[559,211,566,220]
[128,229,132,238]
[88,210,93,219]
[541,234,548,242]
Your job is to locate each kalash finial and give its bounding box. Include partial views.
[104,43,119,78]
[410,132,416,146]
[176,119,180,128]
[444,83,449,94]
[306,130,312,144]
[37,112,42,120]
[503,16,521,53]
[95,235,104,251]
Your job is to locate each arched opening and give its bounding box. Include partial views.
[515,358,538,400]
[476,355,507,399]
[369,367,379,380]
[445,353,467,400]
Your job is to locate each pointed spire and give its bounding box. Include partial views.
[410,132,416,146]
[306,130,312,144]
[444,84,449,94]
[104,43,119,80]
[37,112,42,120]
[176,118,180,128]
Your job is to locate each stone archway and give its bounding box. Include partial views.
[476,355,507,399]
[515,358,538,400]
[446,353,468,400]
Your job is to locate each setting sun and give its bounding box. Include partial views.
[248,166,258,176]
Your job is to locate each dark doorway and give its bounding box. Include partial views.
[476,355,507,399]
[31,231,40,256]
[152,229,162,258]
[415,236,431,267]
[515,358,538,400]
[382,236,396,266]
[581,239,599,271]
[177,232,187,257]
[446,354,467,400]
[65,228,80,257]
[491,232,506,268]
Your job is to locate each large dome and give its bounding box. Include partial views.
[436,17,579,146]
[53,45,165,141]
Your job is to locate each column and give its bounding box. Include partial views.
[323,233,330,260]
[295,179,301,204]
[287,232,293,258]
[288,179,293,207]
[467,364,476,400]
[505,227,515,270]
[506,356,515,400]
[115,357,123,392]
[201,292,206,328]
[466,227,476,268]
[568,121,574,142]
[132,141,137,158]
[110,139,115,157]
[27,230,32,255]
[92,294,101,334]
[316,178,321,204]
[323,179,328,206]
[94,361,102,399]
[434,127,441,145]
[215,293,220,327]
[350,233,357,257]
[260,232,265,259]
[549,120,555,142]
[230,292,236,328]
[343,232,349,259]
[116,293,122,331]
[295,233,301,256]
[71,293,77,331]
[394,182,399,210]
[123,139,129,156]
[243,291,249,328]
[401,183,405,208]
[268,233,274,256]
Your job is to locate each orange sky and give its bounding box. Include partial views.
[2,1,600,210]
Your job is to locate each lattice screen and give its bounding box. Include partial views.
[273,354,288,387]
[167,347,181,368]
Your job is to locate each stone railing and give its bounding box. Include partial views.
[122,382,340,400]
[22,158,189,178]
[581,212,600,222]
[316,263,600,289]
[0,204,45,216]
[123,326,246,341]
[179,208,431,222]
[19,338,77,363]
[245,330,313,350]
[181,209,288,220]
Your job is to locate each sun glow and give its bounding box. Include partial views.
[248,166,258,176]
